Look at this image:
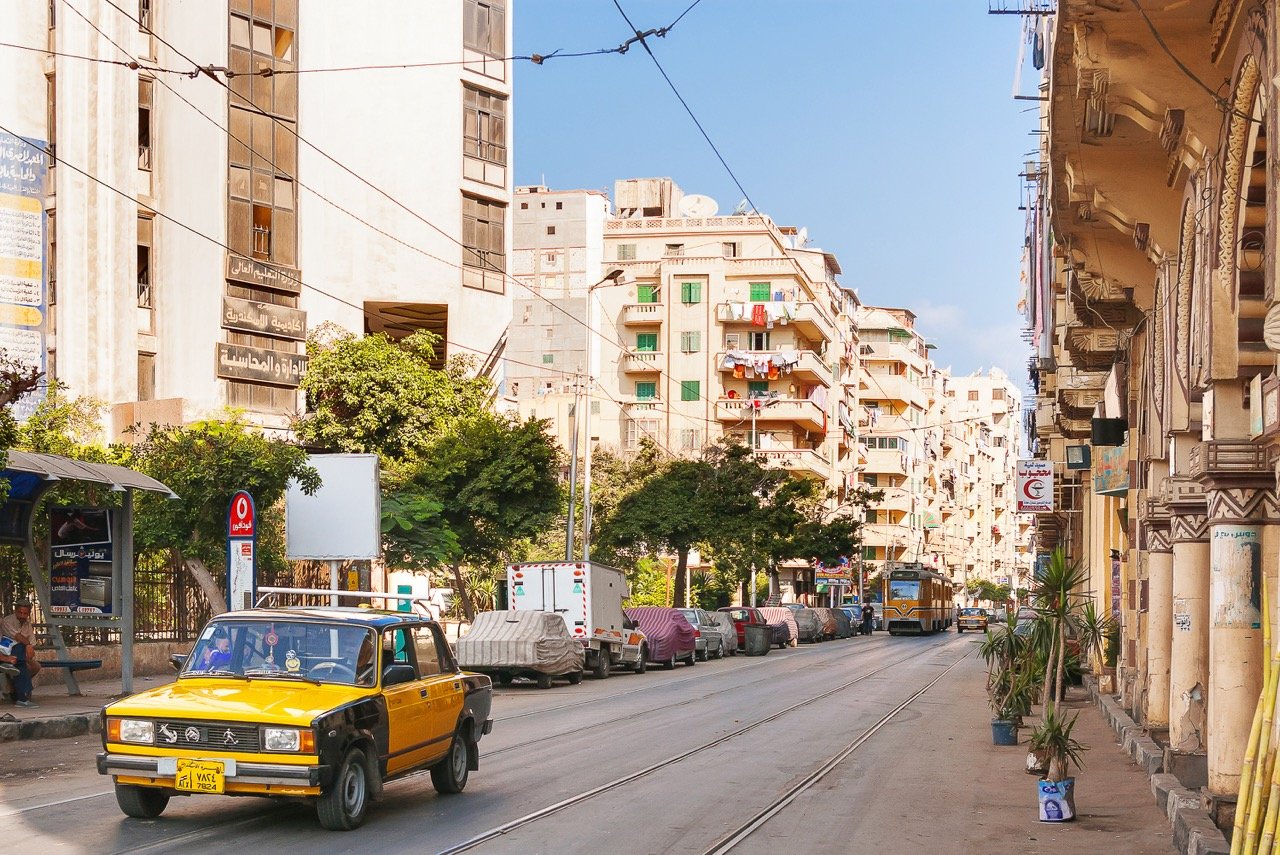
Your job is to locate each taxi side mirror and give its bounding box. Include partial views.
[382,663,417,686]
[169,653,187,672]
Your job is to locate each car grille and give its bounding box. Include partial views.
[152,718,262,752]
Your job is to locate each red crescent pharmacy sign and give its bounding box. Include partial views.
[1016,460,1054,513]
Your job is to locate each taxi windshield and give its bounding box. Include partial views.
[185,620,378,686]
[960,608,986,616]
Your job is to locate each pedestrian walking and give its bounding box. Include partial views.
[860,603,875,636]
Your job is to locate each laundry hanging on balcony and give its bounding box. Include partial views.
[720,349,802,378]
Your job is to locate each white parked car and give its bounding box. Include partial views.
[678,608,725,660]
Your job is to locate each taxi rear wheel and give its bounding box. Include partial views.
[115,784,170,819]
[317,747,369,831]
[431,730,470,794]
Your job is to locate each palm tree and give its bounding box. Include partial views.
[1032,548,1088,717]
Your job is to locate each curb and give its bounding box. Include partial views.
[0,712,102,742]
[1085,677,1229,855]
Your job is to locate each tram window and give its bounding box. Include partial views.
[889,579,920,600]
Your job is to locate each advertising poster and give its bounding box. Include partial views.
[0,131,47,419]
[48,507,114,614]
[1094,444,1130,496]
[815,557,853,587]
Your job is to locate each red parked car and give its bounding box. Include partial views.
[718,606,768,648]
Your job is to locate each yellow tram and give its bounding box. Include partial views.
[883,562,953,635]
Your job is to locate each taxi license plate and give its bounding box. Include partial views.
[175,759,225,794]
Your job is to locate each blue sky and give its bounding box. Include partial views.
[513,1,1037,388]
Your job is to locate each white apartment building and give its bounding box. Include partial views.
[0,0,512,435]
[855,306,932,571]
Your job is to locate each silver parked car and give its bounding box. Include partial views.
[678,608,725,660]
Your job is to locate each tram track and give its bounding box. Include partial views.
[434,634,958,855]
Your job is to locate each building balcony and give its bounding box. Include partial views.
[621,398,664,415]
[715,300,836,343]
[861,373,927,408]
[622,351,663,373]
[621,303,664,325]
[754,447,831,480]
[714,397,826,433]
[857,340,926,368]
[864,447,909,476]
[716,350,832,387]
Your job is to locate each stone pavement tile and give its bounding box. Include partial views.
[0,672,176,742]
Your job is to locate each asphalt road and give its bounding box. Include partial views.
[0,633,1000,854]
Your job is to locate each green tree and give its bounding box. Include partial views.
[119,417,321,614]
[294,327,490,461]
[387,413,563,619]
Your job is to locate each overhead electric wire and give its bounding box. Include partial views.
[609,0,760,217]
[0,39,193,75]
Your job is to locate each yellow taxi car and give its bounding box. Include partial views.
[97,606,493,830]
[956,607,990,633]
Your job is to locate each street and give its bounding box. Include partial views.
[0,634,1174,854]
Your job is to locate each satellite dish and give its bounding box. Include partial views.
[797,227,809,247]
[678,194,719,218]
[732,198,750,215]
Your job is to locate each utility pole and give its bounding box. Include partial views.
[581,269,624,562]
[564,376,581,561]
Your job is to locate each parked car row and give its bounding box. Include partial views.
[457,601,873,687]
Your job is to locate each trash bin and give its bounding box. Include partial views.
[743,623,772,657]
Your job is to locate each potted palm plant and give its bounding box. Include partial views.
[980,621,1031,744]
[1029,701,1086,821]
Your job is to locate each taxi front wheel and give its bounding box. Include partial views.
[116,784,170,819]
[317,747,369,831]
[431,729,470,794]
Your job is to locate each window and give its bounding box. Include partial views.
[46,75,55,162]
[722,242,738,258]
[138,353,155,401]
[680,429,702,451]
[541,354,554,364]
[137,215,153,308]
[546,226,556,235]
[462,194,507,282]
[749,331,769,351]
[680,380,700,402]
[138,0,152,31]
[636,333,658,352]
[993,388,1006,401]
[724,333,740,349]
[590,401,600,415]
[968,390,980,401]
[749,282,770,302]
[664,243,684,257]
[680,281,702,304]
[625,418,660,451]
[464,0,506,56]
[251,204,272,259]
[862,546,877,561]
[617,244,636,261]
[413,625,449,676]
[637,284,658,304]
[520,202,528,209]
[635,382,657,400]
[680,330,701,353]
[138,77,153,170]
[748,381,769,398]
[46,210,55,305]
[48,0,55,28]
[555,201,563,210]
[463,85,507,165]
[863,474,878,487]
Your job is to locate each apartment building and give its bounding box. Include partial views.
[855,306,932,572]
[0,0,512,435]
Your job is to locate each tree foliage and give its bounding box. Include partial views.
[294,327,490,461]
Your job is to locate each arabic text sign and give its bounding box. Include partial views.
[1016,460,1054,513]
[215,342,308,386]
[222,295,307,341]
[0,132,47,419]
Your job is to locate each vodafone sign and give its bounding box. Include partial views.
[1016,460,1055,513]
[228,491,256,537]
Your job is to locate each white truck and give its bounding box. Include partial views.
[506,561,636,679]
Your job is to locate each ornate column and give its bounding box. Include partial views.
[1167,475,1210,772]
[1144,487,1173,729]
[1193,441,1277,798]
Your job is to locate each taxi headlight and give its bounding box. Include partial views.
[263,727,314,753]
[119,719,154,744]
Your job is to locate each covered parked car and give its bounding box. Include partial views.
[812,607,840,640]
[826,607,854,639]
[678,608,724,661]
[718,606,768,648]
[457,610,584,688]
[784,604,825,643]
[758,607,798,649]
[624,606,697,669]
[707,610,739,656]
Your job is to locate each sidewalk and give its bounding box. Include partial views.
[0,672,175,742]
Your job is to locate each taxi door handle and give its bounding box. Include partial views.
[420,689,428,698]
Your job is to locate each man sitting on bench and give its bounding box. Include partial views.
[0,599,41,708]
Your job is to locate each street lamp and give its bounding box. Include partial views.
[581,267,625,562]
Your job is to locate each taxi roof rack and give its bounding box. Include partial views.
[254,586,435,614]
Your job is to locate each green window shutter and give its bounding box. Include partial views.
[680,330,702,353]
[680,380,700,402]
[636,333,658,352]
[681,281,702,304]
[541,354,554,364]
[749,282,770,302]
[748,380,768,396]
[637,285,657,304]
[863,546,877,561]
[636,382,657,400]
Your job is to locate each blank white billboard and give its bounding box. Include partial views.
[286,453,381,560]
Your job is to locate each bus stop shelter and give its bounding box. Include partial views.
[0,451,176,695]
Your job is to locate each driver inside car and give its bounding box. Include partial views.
[355,633,377,686]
